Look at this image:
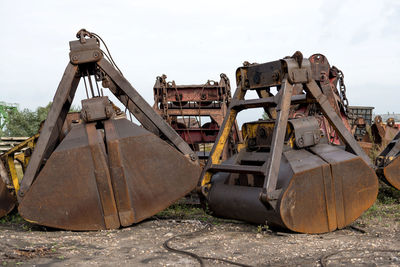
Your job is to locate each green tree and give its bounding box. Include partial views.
[0,102,81,137]
[1,102,52,137]
[36,102,52,123]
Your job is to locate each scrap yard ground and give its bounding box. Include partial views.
[0,188,399,267]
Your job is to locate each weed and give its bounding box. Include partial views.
[155,203,208,220]
[257,225,269,233]
[154,202,235,225]
[0,212,23,225]
[21,224,32,231]
[377,183,400,204]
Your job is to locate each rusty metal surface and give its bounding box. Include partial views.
[60,112,81,140]
[381,156,400,190]
[19,116,201,230]
[105,118,200,225]
[19,63,80,197]
[201,51,378,234]
[81,97,114,122]
[288,117,321,148]
[18,29,202,230]
[153,76,231,104]
[206,144,378,234]
[98,58,197,158]
[19,124,110,230]
[291,54,353,146]
[153,74,241,162]
[0,177,15,218]
[376,131,400,190]
[308,144,378,230]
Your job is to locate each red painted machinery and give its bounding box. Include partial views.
[153,74,241,162]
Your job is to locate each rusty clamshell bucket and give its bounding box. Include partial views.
[0,169,15,218]
[19,102,200,230]
[16,30,201,230]
[200,53,379,234]
[207,143,378,233]
[376,131,400,190]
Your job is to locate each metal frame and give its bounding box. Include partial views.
[19,31,197,198]
[200,52,372,205]
[153,74,241,160]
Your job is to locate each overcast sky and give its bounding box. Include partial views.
[1,0,399,124]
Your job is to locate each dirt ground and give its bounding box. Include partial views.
[0,200,399,267]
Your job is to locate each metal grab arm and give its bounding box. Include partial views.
[97,59,196,158]
[304,80,372,167]
[19,63,80,197]
[19,33,198,199]
[260,77,293,202]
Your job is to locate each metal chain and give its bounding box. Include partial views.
[337,69,349,115]
[161,76,169,121]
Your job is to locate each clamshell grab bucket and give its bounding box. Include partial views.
[200,52,379,234]
[19,115,200,230]
[207,144,378,233]
[16,30,202,230]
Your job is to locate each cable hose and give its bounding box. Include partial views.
[320,248,400,267]
[90,33,124,76]
[162,223,253,267]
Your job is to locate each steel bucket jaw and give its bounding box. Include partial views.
[104,118,200,226]
[0,179,15,218]
[381,157,400,190]
[376,131,400,190]
[19,116,200,230]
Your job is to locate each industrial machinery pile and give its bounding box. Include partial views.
[0,29,399,234]
[153,74,241,162]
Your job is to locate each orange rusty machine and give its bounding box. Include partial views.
[199,52,379,234]
[153,74,241,162]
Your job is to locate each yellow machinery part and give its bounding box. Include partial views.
[0,133,39,193]
[7,156,19,192]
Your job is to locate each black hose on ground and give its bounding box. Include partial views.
[162,222,253,267]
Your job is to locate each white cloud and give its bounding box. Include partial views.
[0,0,399,125]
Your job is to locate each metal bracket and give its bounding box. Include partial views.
[69,37,103,65]
[81,96,115,123]
[282,58,312,84]
[289,117,321,148]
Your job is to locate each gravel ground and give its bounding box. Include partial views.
[0,202,399,267]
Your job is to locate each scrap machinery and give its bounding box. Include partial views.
[199,52,379,234]
[153,74,241,162]
[0,29,202,230]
